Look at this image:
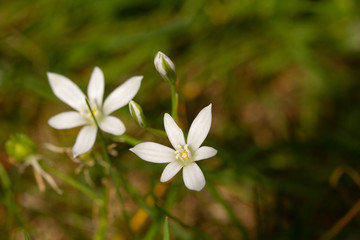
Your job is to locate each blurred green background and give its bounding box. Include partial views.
[1,0,360,239]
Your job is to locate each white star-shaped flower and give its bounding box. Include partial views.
[130,104,217,191]
[48,67,142,157]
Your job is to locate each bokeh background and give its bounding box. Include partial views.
[1,0,360,239]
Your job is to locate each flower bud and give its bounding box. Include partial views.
[129,100,146,127]
[154,51,176,82]
[6,134,37,162]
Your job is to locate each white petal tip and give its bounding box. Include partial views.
[72,150,81,158]
[47,72,55,77]
[131,75,143,81]
[164,113,171,120]
[47,72,56,83]
[188,183,205,191]
[160,178,173,183]
[133,76,143,84]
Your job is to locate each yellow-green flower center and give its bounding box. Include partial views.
[82,100,103,123]
[175,144,192,165]
[88,109,97,119]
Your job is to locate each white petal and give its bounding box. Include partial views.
[72,126,97,157]
[194,146,217,161]
[87,66,104,107]
[183,163,206,191]
[48,111,86,129]
[187,104,212,150]
[47,72,86,111]
[160,161,183,182]
[99,116,125,135]
[164,113,185,149]
[102,76,143,115]
[130,142,175,163]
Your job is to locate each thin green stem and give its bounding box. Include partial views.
[0,163,13,228]
[43,165,101,201]
[0,164,25,229]
[155,204,213,240]
[94,180,109,240]
[163,217,170,240]
[170,83,178,123]
[116,134,142,146]
[85,98,130,229]
[85,98,110,163]
[24,230,31,240]
[145,127,167,138]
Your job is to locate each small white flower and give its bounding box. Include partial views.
[130,104,217,191]
[154,51,176,82]
[48,67,142,157]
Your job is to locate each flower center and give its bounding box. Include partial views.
[88,108,98,119]
[175,144,192,165]
[82,100,103,123]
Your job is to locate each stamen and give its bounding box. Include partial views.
[83,99,103,123]
[88,109,97,118]
[175,144,192,164]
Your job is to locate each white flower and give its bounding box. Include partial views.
[154,51,176,82]
[48,67,142,157]
[130,104,217,191]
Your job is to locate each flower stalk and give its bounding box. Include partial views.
[170,82,178,123]
[85,98,130,228]
[116,134,142,146]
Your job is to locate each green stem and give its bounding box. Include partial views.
[155,204,212,240]
[116,134,142,146]
[24,230,31,240]
[85,98,130,229]
[170,83,178,123]
[163,217,170,240]
[43,165,101,201]
[145,127,167,138]
[94,180,109,240]
[0,164,25,229]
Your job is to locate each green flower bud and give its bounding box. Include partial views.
[129,100,146,127]
[6,133,37,162]
[154,51,176,83]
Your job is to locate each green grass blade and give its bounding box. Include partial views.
[24,230,30,240]
[163,217,170,240]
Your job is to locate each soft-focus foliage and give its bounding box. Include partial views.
[1,0,360,239]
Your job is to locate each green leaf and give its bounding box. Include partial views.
[24,230,30,240]
[163,217,170,240]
